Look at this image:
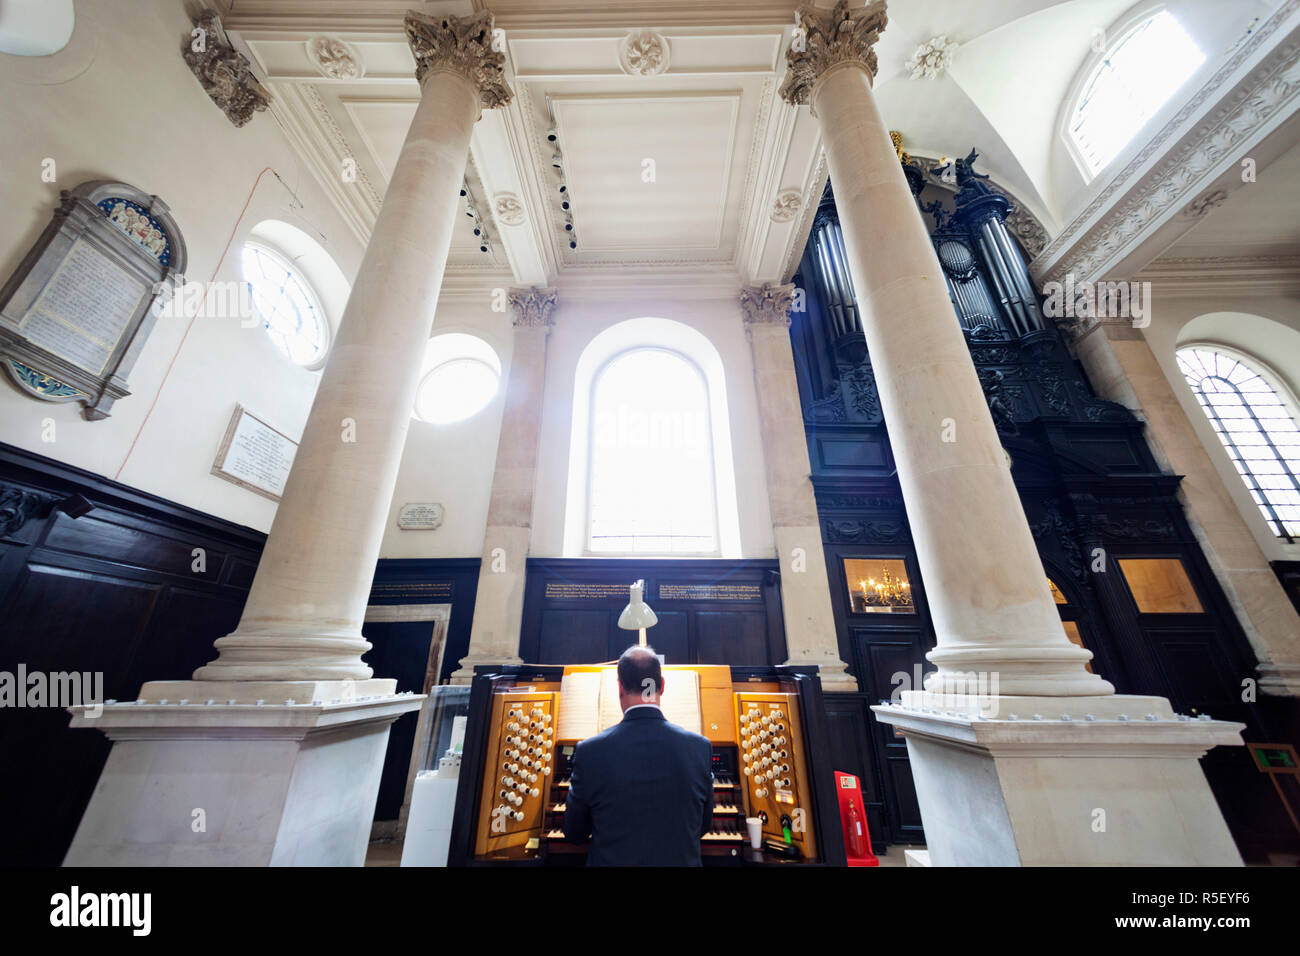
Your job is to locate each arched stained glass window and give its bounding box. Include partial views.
[1177,346,1300,541]
[1069,10,1205,177]
[588,348,718,554]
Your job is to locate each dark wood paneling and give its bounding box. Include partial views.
[520,558,784,668]
[539,608,611,663]
[362,619,437,821]
[820,693,886,852]
[0,443,269,866]
[694,610,768,665]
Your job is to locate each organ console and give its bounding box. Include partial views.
[449,663,845,865]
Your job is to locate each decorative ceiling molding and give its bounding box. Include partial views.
[770,190,802,222]
[1030,0,1300,288]
[618,30,670,76]
[306,35,364,80]
[183,11,270,127]
[1183,189,1229,220]
[215,1,811,32]
[1136,254,1300,296]
[905,35,958,81]
[493,193,526,226]
[780,144,827,281]
[300,85,383,214]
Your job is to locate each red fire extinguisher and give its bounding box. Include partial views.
[846,798,868,858]
[833,770,879,865]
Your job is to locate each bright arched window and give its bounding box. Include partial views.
[241,241,331,368]
[588,348,718,554]
[1069,10,1205,177]
[1177,346,1300,542]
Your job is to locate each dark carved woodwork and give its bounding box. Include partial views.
[788,149,1300,861]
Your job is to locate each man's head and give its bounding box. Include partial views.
[617,645,663,711]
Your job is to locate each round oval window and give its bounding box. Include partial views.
[241,242,330,368]
[415,357,499,424]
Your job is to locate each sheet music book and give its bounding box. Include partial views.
[660,669,702,734]
[555,671,601,741]
[555,667,702,740]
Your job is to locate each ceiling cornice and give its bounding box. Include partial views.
[214,1,803,32]
[1136,255,1300,297]
[1030,0,1300,288]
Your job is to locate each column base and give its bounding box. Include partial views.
[448,654,524,686]
[782,654,858,692]
[64,686,423,866]
[872,693,1244,866]
[1257,661,1300,698]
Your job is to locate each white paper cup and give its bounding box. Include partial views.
[745,817,762,849]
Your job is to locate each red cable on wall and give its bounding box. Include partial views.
[114,166,276,480]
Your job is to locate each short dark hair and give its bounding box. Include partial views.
[617,645,663,696]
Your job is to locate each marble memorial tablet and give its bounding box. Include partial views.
[398,503,445,530]
[0,180,185,420]
[20,238,148,376]
[211,404,298,501]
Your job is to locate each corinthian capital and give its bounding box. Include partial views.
[780,0,889,106]
[740,283,796,329]
[509,287,558,329]
[404,10,514,110]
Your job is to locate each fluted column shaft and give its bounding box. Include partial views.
[742,285,856,691]
[196,12,512,681]
[453,289,557,682]
[784,1,1110,696]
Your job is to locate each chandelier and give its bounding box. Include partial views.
[858,566,912,611]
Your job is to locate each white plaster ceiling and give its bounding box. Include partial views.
[219,0,1282,288]
[1158,137,1300,260]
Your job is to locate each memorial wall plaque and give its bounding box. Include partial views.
[211,404,299,501]
[0,181,186,420]
[397,502,445,530]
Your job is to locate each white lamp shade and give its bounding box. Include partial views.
[617,580,658,629]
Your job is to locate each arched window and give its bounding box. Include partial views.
[1068,9,1205,177]
[1177,346,1300,542]
[241,241,331,368]
[587,348,718,554]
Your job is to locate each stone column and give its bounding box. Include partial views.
[187,11,514,690]
[786,1,1242,865]
[1091,323,1300,697]
[63,11,511,866]
[452,288,558,683]
[741,283,856,692]
[782,1,1107,698]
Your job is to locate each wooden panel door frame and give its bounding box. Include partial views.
[364,602,451,840]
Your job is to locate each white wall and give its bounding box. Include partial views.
[379,296,513,559]
[1143,293,1300,563]
[0,0,365,532]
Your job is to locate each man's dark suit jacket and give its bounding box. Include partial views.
[562,705,714,866]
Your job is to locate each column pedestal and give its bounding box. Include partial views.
[63,10,512,865]
[784,0,1244,863]
[874,694,1244,865]
[64,693,420,866]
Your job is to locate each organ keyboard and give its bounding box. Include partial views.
[450,664,843,865]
